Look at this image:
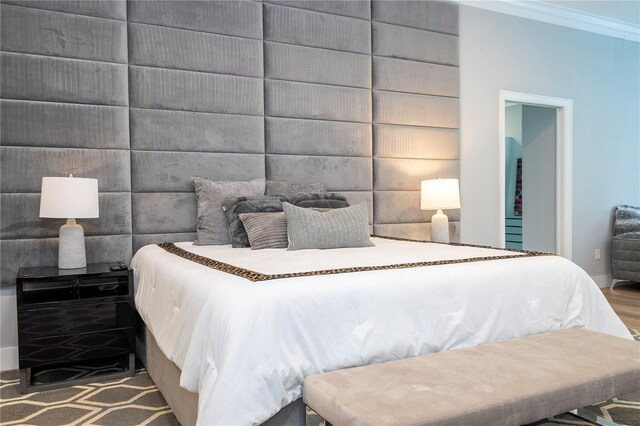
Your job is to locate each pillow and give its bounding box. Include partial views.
[239,212,288,250]
[192,177,265,245]
[283,202,374,250]
[223,196,286,248]
[614,205,640,236]
[265,180,327,198]
[289,192,349,209]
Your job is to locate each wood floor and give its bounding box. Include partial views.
[601,282,640,330]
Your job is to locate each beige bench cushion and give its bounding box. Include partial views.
[303,328,640,426]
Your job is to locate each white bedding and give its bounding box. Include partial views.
[131,238,629,425]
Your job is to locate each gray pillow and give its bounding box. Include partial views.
[192,177,265,245]
[289,192,349,209]
[239,212,288,250]
[283,202,374,250]
[223,196,286,248]
[265,180,327,198]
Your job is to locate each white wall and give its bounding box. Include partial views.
[459,5,640,284]
[0,288,18,371]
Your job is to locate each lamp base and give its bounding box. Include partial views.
[58,219,87,269]
[430,209,450,243]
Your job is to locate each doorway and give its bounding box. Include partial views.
[498,91,573,259]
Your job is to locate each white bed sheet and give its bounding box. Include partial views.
[131,238,629,426]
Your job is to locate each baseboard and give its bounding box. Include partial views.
[591,274,612,289]
[1,346,18,372]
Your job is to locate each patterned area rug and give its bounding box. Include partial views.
[2,329,638,425]
[0,369,178,426]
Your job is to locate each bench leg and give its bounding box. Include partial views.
[610,279,622,290]
[570,408,621,426]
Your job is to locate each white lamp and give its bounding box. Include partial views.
[39,175,99,269]
[421,178,460,243]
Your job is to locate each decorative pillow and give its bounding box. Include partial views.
[265,180,327,198]
[223,196,286,248]
[614,205,640,236]
[192,177,265,246]
[283,202,374,250]
[239,212,288,250]
[289,192,349,209]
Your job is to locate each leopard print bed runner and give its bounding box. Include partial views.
[157,236,552,282]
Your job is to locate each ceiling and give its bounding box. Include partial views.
[541,1,640,26]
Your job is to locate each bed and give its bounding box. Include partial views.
[131,236,629,426]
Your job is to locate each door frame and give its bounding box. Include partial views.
[498,90,573,259]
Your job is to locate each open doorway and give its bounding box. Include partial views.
[498,91,573,259]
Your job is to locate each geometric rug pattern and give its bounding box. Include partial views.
[0,369,178,426]
[1,329,638,426]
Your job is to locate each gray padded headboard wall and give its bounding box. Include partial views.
[0,0,460,286]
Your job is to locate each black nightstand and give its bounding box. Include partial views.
[16,263,135,393]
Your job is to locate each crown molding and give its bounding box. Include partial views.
[455,0,640,43]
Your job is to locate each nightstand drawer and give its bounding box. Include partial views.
[19,328,134,369]
[20,275,130,306]
[18,301,134,340]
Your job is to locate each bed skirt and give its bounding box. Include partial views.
[138,323,305,426]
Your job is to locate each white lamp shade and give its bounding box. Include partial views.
[39,176,99,218]
[421,178,460,210]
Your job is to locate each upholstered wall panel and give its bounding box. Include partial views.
[371,0,458,34]
[374,191,461,224]
[264,4,370,53]
[2,53,128,105]
[372,22,458,66]
[266,80,371,123]
[130,109,264,153]
[0,0,130,288]
[1,101,129,149]
[131,152,265,192]
[127,0,262,38]
[267,0,371,19]
[373,91,459,127]
[129,67,263,115]
[1,0,460,290]
[126,0,267,248]
[371,1,459,241]
[129,24,263,77]
[265,43,371,88]
[132,193,196,234]
[3,0,126,19]
[1,147,131,193]
[373,57,459,97]
[266,118,371,157]
[373,125,459,159]
[266,155,372,191]
[374,158,460,191]
[1,193,132,239]
[1,5,127,62]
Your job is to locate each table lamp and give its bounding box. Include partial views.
[421,178,460,243]
[39,175,99,269]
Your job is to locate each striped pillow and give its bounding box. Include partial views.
[239,212,288,250]
[283,202,374,250]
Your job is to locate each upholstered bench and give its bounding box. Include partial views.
[303,328,640,426]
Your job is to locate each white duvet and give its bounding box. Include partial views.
[131,238,629,426]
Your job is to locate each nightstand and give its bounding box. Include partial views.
[16,263,135,393]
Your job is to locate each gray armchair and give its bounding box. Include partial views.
[611,205,640,289]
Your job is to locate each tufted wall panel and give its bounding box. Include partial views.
[371,0,460,240]
[0,0,459,287]
[0,1,131,286]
